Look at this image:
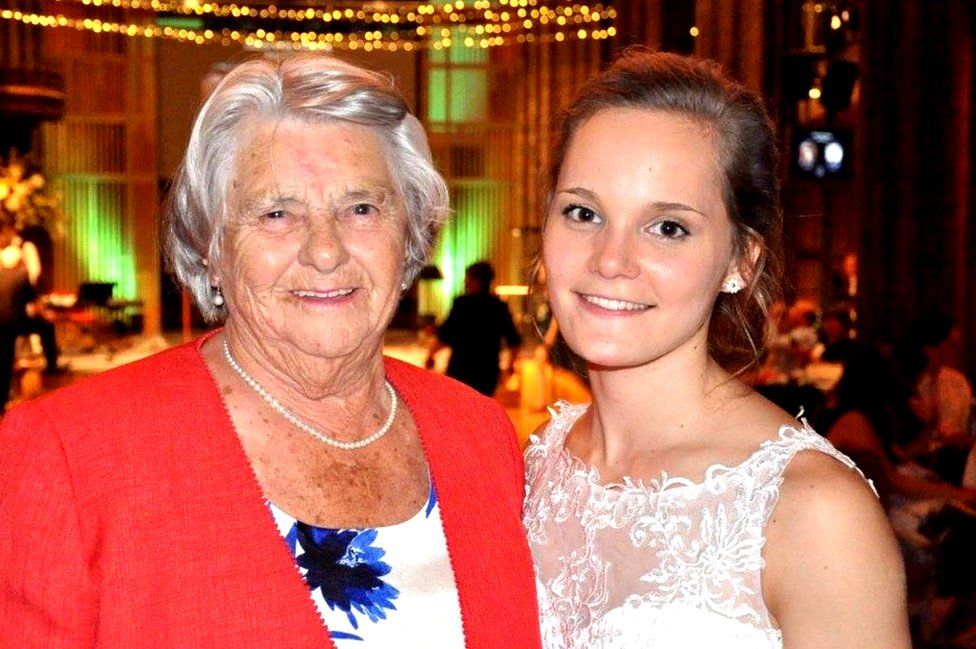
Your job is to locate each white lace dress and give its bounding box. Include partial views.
[523,402,867,649]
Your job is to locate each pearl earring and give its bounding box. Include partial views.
[213,285,225,307]
[722,276,744,294]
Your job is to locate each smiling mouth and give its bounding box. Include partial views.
[577,292,652,312]
[292,288,356,299]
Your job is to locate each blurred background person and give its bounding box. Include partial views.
[817,304,857,364]
[897,311,975,483]
[823,344,976,646]
[0,220,60,385]
[0,221,37,411]
[425,260,521,396]
[823,346,976,509]
[785,298,820,369]
[907,312,974,444]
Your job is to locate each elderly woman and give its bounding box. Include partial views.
[0,55,540,647]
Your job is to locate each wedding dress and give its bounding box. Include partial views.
[523,402,867,649]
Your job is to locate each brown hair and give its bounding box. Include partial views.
[546,49,783,373]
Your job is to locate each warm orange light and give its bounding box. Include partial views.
[0,0,620,52]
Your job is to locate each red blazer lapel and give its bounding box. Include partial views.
[160,342,337,647]
[385,358,542,649]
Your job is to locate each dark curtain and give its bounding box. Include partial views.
[857,0,976,377]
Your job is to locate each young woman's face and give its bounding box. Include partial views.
[543,108,740,370]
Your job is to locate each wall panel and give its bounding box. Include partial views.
[37,4,159,332]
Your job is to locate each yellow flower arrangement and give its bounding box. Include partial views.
[0,150,62,232]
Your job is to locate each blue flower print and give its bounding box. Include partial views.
[425,484,438,518]
[294,524,399,629]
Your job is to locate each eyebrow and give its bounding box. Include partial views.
[236,192,303,215]
[556,187,707,218]
[343,185,396,203]
[650,201,708,218]
[557,186,601,204]
[237,183,396,212]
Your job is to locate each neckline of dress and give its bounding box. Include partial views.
[540,401,814,497]
[268,478,437,532]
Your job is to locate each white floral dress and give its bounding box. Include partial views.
[523,402,867,649]
[269,483,465,647]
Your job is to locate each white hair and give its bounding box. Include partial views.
[165,54,449,321]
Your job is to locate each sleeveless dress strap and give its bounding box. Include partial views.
[745,421,877,519]
[759,421,863,470]
[533,401,587,450]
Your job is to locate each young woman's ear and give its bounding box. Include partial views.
[723,236,762,294]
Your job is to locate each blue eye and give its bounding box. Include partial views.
[563,204,600,224]
[649,220,689,239]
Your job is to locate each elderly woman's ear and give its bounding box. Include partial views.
[200,258,224,307]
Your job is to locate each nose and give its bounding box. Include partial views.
[298,218,349,273]
[588,226,640,280]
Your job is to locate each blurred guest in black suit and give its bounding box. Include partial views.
[426,261,521,396]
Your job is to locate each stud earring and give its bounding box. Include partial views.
[722,276,744,294]
[400,279,409,291]
[212,285,225,307]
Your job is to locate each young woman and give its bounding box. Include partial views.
[522,51,910,649]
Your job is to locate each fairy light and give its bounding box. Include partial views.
[2,1,617,52]
[52,0,614,28]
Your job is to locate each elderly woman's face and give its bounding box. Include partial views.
[217,117,408,360]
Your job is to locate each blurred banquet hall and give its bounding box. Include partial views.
[2,1,976,646]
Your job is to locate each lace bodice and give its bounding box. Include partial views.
[523,402,867,649]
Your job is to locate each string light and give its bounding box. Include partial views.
[0,4,617,52]
[51,0,614,28]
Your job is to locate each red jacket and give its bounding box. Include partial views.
[0,339,541,648]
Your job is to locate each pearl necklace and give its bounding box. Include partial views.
[222,338,398,450]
